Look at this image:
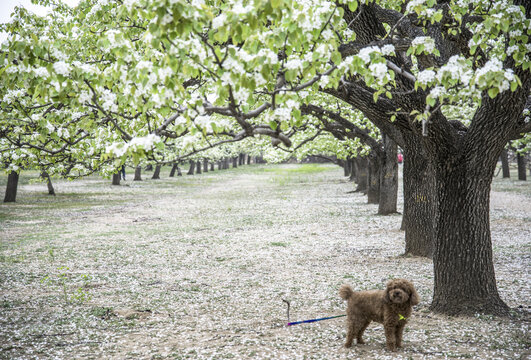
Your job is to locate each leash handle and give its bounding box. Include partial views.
[286,314,346,326]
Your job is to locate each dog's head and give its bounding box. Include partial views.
[384,279,420,306]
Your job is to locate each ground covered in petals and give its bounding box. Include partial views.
[1,164,529,359]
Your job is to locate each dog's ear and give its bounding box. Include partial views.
[409,285,420,306]
[383,287,392,304]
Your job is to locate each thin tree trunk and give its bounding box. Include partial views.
[232,157,238,168]
[134,166,142,181]
[349,158,356,182]
[196,161,202,174]
[177,166,182,176]
[4,171,19,202]
[431,160,509,315]
[343,159,351,177]
[367,153,380,204]
[203,159,209,173]
[145,164,153,171]
[152,165,161,179]
[247,155,251,165]
[210,162,214,171]
[378,136,398,215]
[187,161,195,175]
[169,163,178,177]
[500,149,510,178]
[40,171,55,196]
[517,149,527,181]
[354,157,368,192]
[112,173,121,185]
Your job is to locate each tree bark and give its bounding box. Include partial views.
[378,135,398,215]
[187,160,195,175]
[152,165,161,179]
[4,171,19,202]
[349,158,356,182]
[500,149,510,178]
[196,161,202,174]
[354,157,368,192]
[342,159,350,177]
[145,164,153,171]
[112,173,121,185]
[430,159,509,315]
[134,166,142,181]
[169,163,178,177]
[232,157,238,168]
[41,171,55,196]
[247,154,251,165]
[402,140,435,258]
[203,159,209,173]
[210,162,214,171]
[367,153,380,204]
[517,148,527,181]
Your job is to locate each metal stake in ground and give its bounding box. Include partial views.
[282,299,290,323]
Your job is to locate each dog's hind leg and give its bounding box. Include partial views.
[344,317,356,348]
[356,320,370,344]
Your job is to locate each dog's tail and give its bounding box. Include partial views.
[339,284,354,300]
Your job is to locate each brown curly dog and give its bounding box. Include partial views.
[339,279,420,351]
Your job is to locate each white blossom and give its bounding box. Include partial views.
[358,46,380,63]
[53,61,71,77]
[212,13,226,29]
[417,69,436,85]
[412,36,436,53]
[381,44,395,56]
[369,62,388,81]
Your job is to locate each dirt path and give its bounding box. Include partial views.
[0,164,529,359]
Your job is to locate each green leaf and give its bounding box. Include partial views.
[488,87,498,99]
[348,1,358,12]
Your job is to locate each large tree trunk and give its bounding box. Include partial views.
[402,137,435,258]
[210,162,214,171]
[430,159,509,316]
[152,165,161,179]
[187,161,195,175]
[203,159,209,173]
[354,157,368,192]
[232,157,238,168]
[134,166,142,181]
[4,171,19,202]
[378,135,398,215]
[41,171,55,196]
[112,173,121,185]
[517,149,527,181]
[500,149,510,178]
[367,153,380,204]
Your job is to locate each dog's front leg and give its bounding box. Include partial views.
[396,323,406,348]
[384,325,397,351]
